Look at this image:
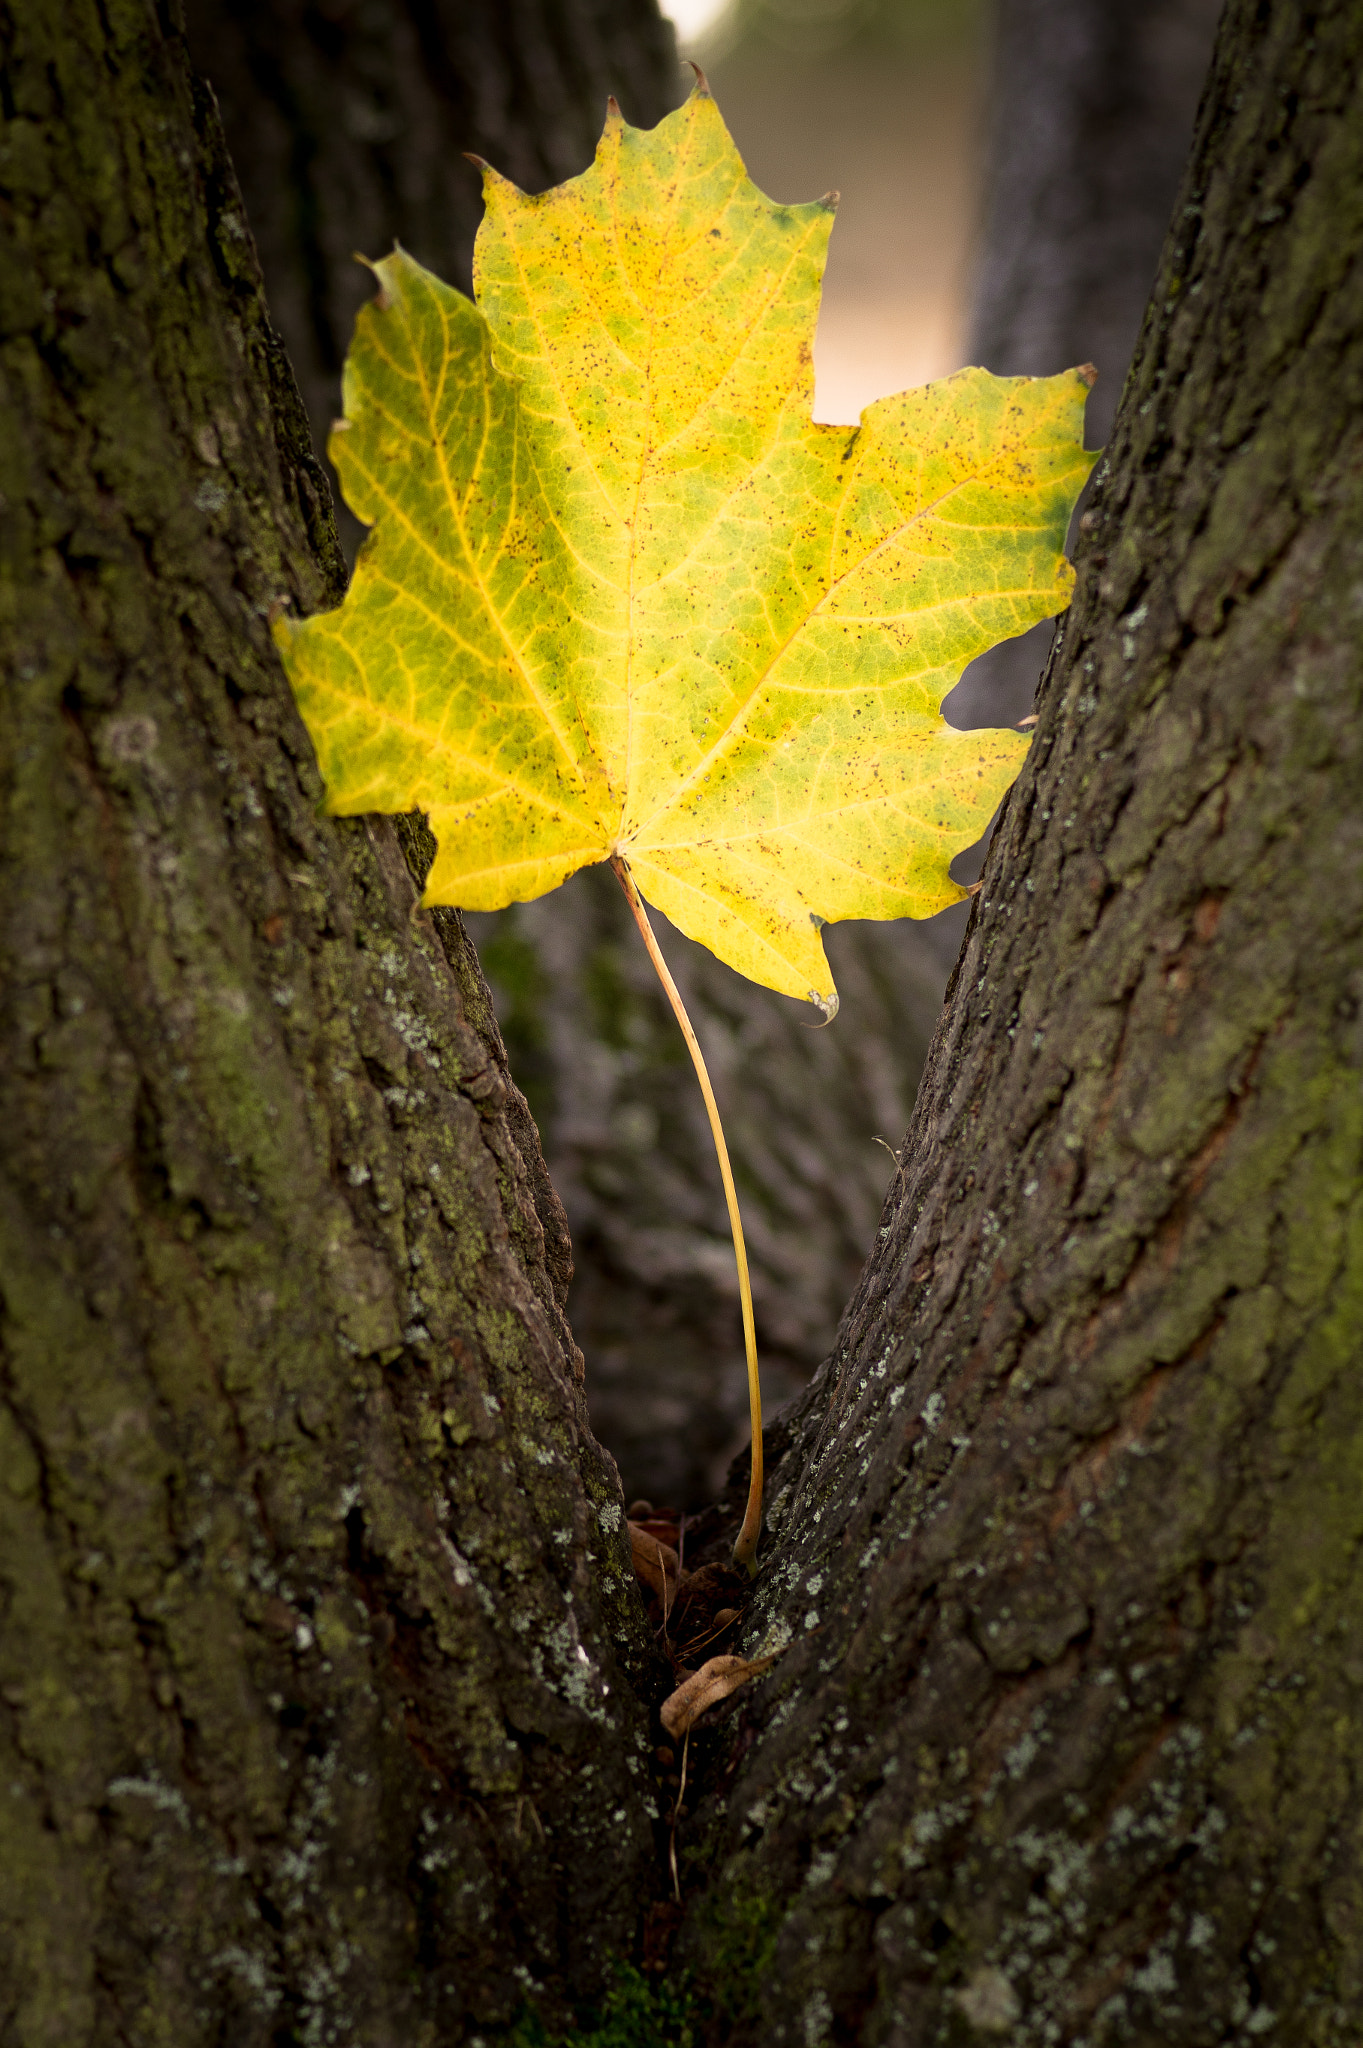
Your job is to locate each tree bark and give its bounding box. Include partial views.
[0,3,656,2038]
[675,1,1363,2037]
[8,0,1363,2040]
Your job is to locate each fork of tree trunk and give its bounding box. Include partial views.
[3,0,1360,2040]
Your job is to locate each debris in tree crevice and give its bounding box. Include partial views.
[626,1511,753,1671]
[660,1651,782,1741]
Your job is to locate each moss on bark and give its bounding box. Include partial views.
[0,3,658,2039]
[675,1,1363,2038]
[6,0,1363,2041]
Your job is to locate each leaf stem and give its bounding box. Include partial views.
[669,1726,691,1903]
[611,856,763,1574]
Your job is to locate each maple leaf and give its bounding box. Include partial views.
[276,82,1095,1019]
[275,83,1095,1574]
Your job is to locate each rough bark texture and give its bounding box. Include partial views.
[0,3,658,2039]
[10,0,1363,2040]
[675,1,1363,2038]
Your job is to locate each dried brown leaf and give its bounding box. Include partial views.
[629,1520,683,1608]
[659,1651,780,1739]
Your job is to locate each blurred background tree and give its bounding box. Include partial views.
[692,0,1222,720]
[188,0,1219,1509]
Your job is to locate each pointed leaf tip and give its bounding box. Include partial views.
[686,59,711,95]
[353,251,390,303]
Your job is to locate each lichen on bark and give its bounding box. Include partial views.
[675,0,1363,2038]
[5,0,1363,2041]
[0,2,657,2039]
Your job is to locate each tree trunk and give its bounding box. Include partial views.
[8,0,1363,2040]
[0,3,656,2038]
[674,0,1363,2037]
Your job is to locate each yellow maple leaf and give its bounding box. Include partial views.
[276,83,1096,1572]
[276,82,1094,1019]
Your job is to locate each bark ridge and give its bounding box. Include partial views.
[0,3,656,2037]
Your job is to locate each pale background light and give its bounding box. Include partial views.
[656,0,983,424]
[660,0,737,44]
